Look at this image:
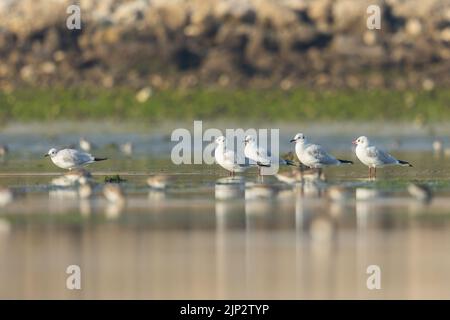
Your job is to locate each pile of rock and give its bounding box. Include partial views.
[0,0,449,90]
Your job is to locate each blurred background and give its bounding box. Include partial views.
[0,0,449,123]
[0,0,450,300]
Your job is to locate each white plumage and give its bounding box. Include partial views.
[353,136,412,178]
[353,136,411,168]
[45,148,107,170]
[243,135,271,167]
[215,136,249,174]
[291,133,352,168]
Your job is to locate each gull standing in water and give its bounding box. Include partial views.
[215,136,250,176]
[243,135,273,176]
[45,148,107,170]
[353,136,412,178]
[290,133,353,175]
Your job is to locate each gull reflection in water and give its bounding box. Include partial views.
[50,169,93,187]
[326,185,354,219]
[294,187,337,244]
[293,184,339,297]
[48,187,79,214]
[49,188,78,199]
[244,182,279,218]
[296,180,326,198]
[215,176,246,229]
[214,177,246,298]
[309,214,336,244]
[215,176,245,200]
[355,188,387,230]
[49,170,94,213]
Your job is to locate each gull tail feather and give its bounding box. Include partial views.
[284,159,297,167]
[257,161,271,167]
[398,160,412,167]
[338,159,353,165]
[94,157,108,162]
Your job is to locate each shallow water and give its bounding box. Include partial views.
[2,122,450,299]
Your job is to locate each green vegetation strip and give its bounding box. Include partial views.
[0,87,449,122]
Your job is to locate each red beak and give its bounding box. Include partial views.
[352,140,357,145]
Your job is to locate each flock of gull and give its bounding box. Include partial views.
[216,133,412,179]
[0,132,433,209]
[42,133,412,178]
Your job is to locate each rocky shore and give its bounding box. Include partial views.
[0,0,449,91]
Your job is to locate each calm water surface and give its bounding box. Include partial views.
[1,122,450,299]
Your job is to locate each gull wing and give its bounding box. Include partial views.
[306,144,338,165]
[366,146,398,164]
[245,144,270,165]
[221,148,250,171]
[60,149,94,166]
[223,149,239,164]
[255,146,271,165]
